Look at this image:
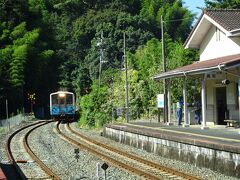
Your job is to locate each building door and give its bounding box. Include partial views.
[216,87,227,125]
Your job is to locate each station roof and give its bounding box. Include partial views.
[153,54,240,80]
[184,9,240,49]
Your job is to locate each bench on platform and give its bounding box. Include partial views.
[224,119,240,128]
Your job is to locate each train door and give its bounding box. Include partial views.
[216,87,227,125]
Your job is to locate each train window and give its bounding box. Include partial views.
[66,94,73,104]
[52,95,58,105]
[59,97,65,104]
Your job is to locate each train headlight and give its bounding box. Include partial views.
[58,92,66,98]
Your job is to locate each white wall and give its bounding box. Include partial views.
[199,25,240,61]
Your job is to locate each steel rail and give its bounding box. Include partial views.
[23,121,60,180]
[5,120,60,180]
[67,123,202,180]
[56,121,162,180]
[5,121,44,180]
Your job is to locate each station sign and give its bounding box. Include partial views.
[157,94,164,108]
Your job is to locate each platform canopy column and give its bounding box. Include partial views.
[201,77,209,129]
[167,80,173,125]
[238,78,240,122]
[183,77,189,127]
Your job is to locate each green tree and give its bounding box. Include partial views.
[140,0,194,41]
[205,0,240,8]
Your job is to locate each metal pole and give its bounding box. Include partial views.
[6,99,8,120]
[161,15,168,123]
[99,31,103,88]
[104,170,106,180]
[99,56,101,88]
[183,77,189,127]
[96,163,100,179]
[112,107,114,124]
[31,102,33,113]
[238,79,240,124]
[167,80,173,125]
[6,99,10,131]
[124,32,129,123]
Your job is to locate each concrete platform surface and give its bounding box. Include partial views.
[104,120,240,178]
[107,120,240,153]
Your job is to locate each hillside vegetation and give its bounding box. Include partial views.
[1,0,238,126]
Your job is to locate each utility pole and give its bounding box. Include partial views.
[124,32,129,123]
[6,99,10,131]
[6,99,8,120]
[161,15,168,123]
[98,31,104,88]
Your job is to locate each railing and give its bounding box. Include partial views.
[111,106,177,123]
[0,114,33,133]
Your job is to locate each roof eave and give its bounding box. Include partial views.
[184,11,234,49]
[227,29,240,37]
[153,60,240,81]
[184,12,204,49]
[153,71,184,81]
[153,66,223,80]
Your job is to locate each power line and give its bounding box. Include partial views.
[163,16,196,23]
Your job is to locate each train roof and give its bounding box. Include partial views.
[50,91,74,96]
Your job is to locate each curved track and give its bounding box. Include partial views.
[57,122,202,180]
[6,120,60,180]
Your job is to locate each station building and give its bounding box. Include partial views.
[154,9,240,128]
[104,10,240,178]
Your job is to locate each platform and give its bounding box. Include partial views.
[0,166,7,180]
[128,120,240,153]
[103,120,240,178]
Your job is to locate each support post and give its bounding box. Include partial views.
[112,107,114,124]
[98,31,103,88]
[6,99,10,131]
[124,32,129,123]
[161,15,167,123]
[167,80,173,125]
[238,79,240,123]
[6,99,8,120]
[201,77,209,129]
[183,77,189,127]
[158,108,160,122]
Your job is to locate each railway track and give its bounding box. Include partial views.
[6,120,60,180]
[57,121,202,180]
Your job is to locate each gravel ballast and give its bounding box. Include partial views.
[0,120,239,180]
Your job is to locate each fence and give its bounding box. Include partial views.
[112,106,177,123]
[0,114,27,133]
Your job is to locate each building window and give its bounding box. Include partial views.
[216,27,220,41]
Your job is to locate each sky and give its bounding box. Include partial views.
[183,0,206,18]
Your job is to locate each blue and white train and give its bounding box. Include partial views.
[50,91,76,121]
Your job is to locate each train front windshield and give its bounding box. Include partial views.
[51,93,73,105]
[66,94,73,104]
[52,94,58,105]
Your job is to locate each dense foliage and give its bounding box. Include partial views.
[1,0,238,125]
